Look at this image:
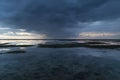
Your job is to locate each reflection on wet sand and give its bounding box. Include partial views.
[0,48,10,52]
[0,40,120,54]
[0,40,46,45]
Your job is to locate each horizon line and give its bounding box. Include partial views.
[0,39,120,40]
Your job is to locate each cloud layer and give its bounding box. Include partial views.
[0,0,120,38]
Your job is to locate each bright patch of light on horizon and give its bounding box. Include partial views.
[3,31,33,36]
[0,34,46,39]
[79,32,120,38]
[0,28,47,39]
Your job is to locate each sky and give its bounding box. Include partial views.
[0,0,120,39]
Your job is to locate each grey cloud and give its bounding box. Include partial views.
[0,0,120,38]
[80,19,120,33]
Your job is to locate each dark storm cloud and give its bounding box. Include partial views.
[0,0,120,38]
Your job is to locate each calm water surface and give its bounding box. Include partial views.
[0,40,120,80]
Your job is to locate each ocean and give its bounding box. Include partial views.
[0,39,120,80]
